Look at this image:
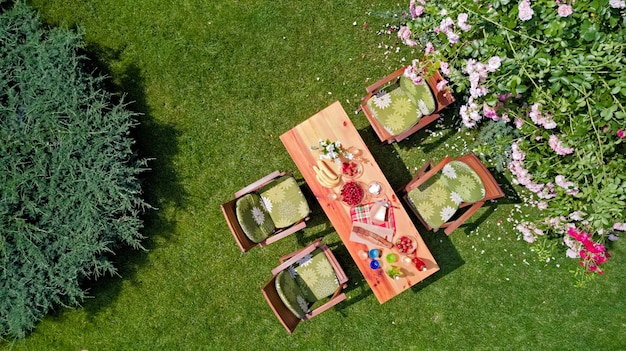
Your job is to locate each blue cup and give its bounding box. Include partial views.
[370,259,380,270]
[368,248,380,259]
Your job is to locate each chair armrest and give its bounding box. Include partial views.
[320,245,349,285]
[443,201,484,235]
[235,171,285,198]
[307,293,346,319]
[271,239,322,276]
[404,156,451,193]
[365,66,406,94]
[416,159,434,178]
[262,221,307,247]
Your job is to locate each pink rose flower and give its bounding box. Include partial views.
[487,56,501,72]
[425,41,434,55]
[457,13,472,31]
[617,129,625,138]
[549,135,575,155]
[436,79,448,91]
[518,0,534,21]
[398,26,417,47]
[557,4,573,17]
[439,61,450,75]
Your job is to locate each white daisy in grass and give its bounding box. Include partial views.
[450,191,463,205]
[261,196,272,212]
[296,295,309,312]
[417,99,430,115]
[373,91,392,109]
[440,206,457,221]
[297,253,313,267]
[442,164,457,178]
[251,207,266,225]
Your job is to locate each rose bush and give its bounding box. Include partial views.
[395,0,625,281]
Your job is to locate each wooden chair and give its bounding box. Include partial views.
[221,171,310,252]
[399,153,504,235]
[261,238,348,333]
[359,64,455,143]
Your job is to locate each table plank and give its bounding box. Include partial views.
[280,101,439,303]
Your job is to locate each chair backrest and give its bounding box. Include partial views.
[360,64,455,143]
[221,198,258,252]
[453,153,505,202]
[261,275,302,333]
[221,171,310,253]
[402,154,504,235]
[261,240,348,333]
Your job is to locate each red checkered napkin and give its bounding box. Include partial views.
[350,201,396,232]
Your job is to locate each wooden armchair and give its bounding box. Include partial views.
[399,153,504,235]
[261,239,348,333]
[221,171,310,252]
[359,64,455,143]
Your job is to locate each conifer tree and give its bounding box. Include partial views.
[0,2,149,338]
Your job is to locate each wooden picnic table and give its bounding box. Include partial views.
[280,101,439,303]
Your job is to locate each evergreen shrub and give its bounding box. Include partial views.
[0,2,148,338]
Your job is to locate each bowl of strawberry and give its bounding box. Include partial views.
[341,160,362,178]
[395,235,416,254]
[340,181,365,206]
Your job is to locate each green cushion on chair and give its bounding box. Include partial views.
[275,270,309,319]
[235,193,275,243]
[292,249,340,303]
[259,176,310,229]
[399,75,436,115]
[366,83,422,136]
[408,172,460,230]
[442,161,486,203]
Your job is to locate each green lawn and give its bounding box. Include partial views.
[5,0,625,349]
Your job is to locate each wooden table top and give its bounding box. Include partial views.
[280,101,439,303]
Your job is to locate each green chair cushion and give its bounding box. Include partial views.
[408,172,460,230]
[442,161,486,203]
[275,270,309,319]
[291,249,339,303]
[259,176,310,229]
[399,75,436,115]
[366,83,422,136]
[235,193,275,243]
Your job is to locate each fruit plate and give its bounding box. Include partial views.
[394,234,417,255]
[340,181,366,207]
[340,160,363,179]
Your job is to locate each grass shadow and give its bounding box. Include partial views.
[410,228,465,294]
[59,43,187,318]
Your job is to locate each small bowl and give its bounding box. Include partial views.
[367,181,383,198]
[394,235,417,255]
[368,248,380,259]
[340,160,363,179]
[340,181,366,207]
